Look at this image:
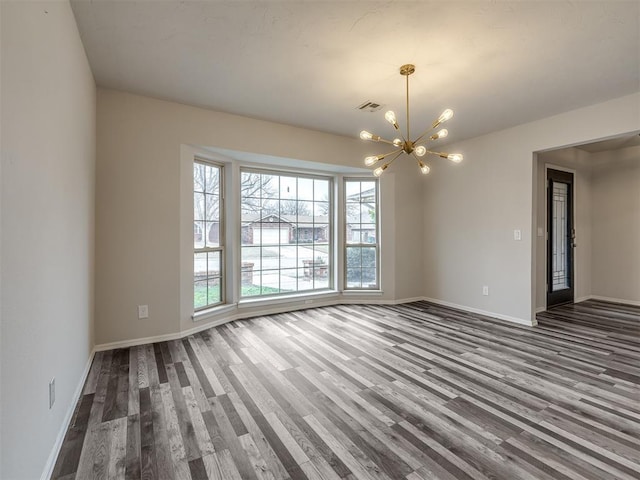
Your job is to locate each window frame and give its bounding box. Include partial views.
[193,158,225,311]
[239,166,334,299]
[343,177,380,290]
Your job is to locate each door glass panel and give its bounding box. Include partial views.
[552,182,569,291]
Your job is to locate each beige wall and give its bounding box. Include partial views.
[423,93,640,324]
[535,148,593,310]
[0,2,95,479]
[591,145,640,303]
[96,89,424,345]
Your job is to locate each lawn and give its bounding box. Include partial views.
[194,283,285,307]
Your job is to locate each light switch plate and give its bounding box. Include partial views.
[514,229,522,241]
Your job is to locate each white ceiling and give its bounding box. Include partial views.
[575,133,640,153]
[70,1,640,145]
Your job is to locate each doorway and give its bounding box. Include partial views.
[547,168,575,307]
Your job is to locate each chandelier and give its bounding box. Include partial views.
[359,64,463,177]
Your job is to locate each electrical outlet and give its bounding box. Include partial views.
[49,378,55,409]
[138,305,149,319]
[482,286,489,296]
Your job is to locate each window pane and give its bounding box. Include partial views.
[241,170,332,298]
[206,194,220,221]
[194,164,206,193]
[345,181,360,198]
[194,161,224,310]
[262,174,279,198]
[194,280,208,309]
[345,179,379,290]
[346,268,362,289]
[207,251,221,276]
[346,247,361,267]
[205,222,220,247]
[346,203,361,224]
[204,166,219,195]
[314,202,329,220]
[297,200,314,218]
[361,247,376,268]
[314,179,329,201]
[207,279,221,304]
[361,268,377,287]
[280,176,297,199]
[298,177,313,200]
[194,221,205,248]
[279,269,297,292]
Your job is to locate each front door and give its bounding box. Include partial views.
[547,169,575,308]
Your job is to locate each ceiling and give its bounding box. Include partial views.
[575,133,640,153]
[70,1,639,146]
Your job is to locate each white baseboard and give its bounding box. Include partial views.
[94,296,427,351]
[574,295,592,304]
[422,297,535,326]
[589,295,640,307]
[41,348,96,480]
[535,306,546,314]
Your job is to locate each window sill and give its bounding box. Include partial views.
[342,290,384,296]
[192,303,237,322]
[238,290,339,309]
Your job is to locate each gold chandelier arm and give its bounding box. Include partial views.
[425,149,448,158]
[387,151,404,166]
[378,148,403,160]
[411,152,431,174]
[377,136,401,146]
[413,126,437,145]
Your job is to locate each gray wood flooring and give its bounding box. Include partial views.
[52,299,640,479]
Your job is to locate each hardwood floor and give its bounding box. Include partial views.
[52,299,640,480]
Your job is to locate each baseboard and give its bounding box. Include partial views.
[574,295,592,303]
[535,306,546,313]
[94,331,185,351]
[589,295,640,307]
[94,295,428,351]
[422,297,535,326]
[40,348,96,480]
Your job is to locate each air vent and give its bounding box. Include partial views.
[357,101,383,112]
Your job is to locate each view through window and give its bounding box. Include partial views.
[194,161,223,309]
[241,170,332,297]
[345,179,379,289]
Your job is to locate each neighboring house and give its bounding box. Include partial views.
[241,214,329,244]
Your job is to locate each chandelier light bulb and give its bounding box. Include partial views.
[360,130,373,140]
[448,153,463,163]
[431,129,448,140]
[364,156,380,166]
[419,162,431,175]
[393,138,403,147]
[385,110,398,128]
[373,164,388,177]
[438,109,454,123]
[414,145,427,157]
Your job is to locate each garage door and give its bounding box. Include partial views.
[259,227,288,244]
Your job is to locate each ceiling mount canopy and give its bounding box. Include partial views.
[360,64,463,177]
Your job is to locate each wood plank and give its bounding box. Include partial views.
[52,300,640,480]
